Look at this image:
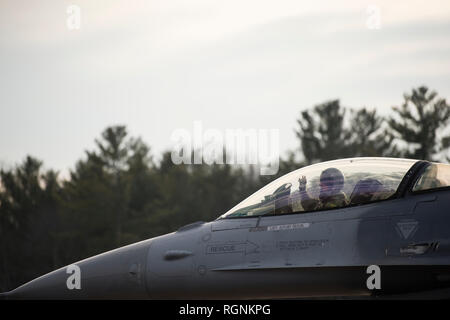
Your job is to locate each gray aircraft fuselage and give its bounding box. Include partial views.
[2,158,450,299]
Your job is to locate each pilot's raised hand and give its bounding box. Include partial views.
[298,176,307,192]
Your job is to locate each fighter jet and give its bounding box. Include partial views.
[2,157,450,299]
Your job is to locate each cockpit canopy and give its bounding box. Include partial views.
[413,162,450,192]
[220,158,450,219]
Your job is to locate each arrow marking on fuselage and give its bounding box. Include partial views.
[206,241,260,255]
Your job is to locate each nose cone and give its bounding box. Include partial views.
[4,238,153,299]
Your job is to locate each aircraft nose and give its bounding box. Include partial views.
[3,239,153,299]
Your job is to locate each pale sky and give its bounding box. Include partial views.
[1,0,450,174]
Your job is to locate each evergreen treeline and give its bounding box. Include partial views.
[1,86,449,291]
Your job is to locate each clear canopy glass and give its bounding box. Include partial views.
[413,163,450,192]
[220,158,418,218]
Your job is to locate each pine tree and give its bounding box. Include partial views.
[0,156,61,291]
[295,101,397,163]
[348,108,399,157]
[295,100,352,164]
[388,86,450,160]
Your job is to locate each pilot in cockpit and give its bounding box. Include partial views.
[295,167,349,211]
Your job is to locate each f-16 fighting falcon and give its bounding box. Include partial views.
[2,157,450,299]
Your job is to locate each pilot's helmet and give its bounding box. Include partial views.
[320,167,344,192]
